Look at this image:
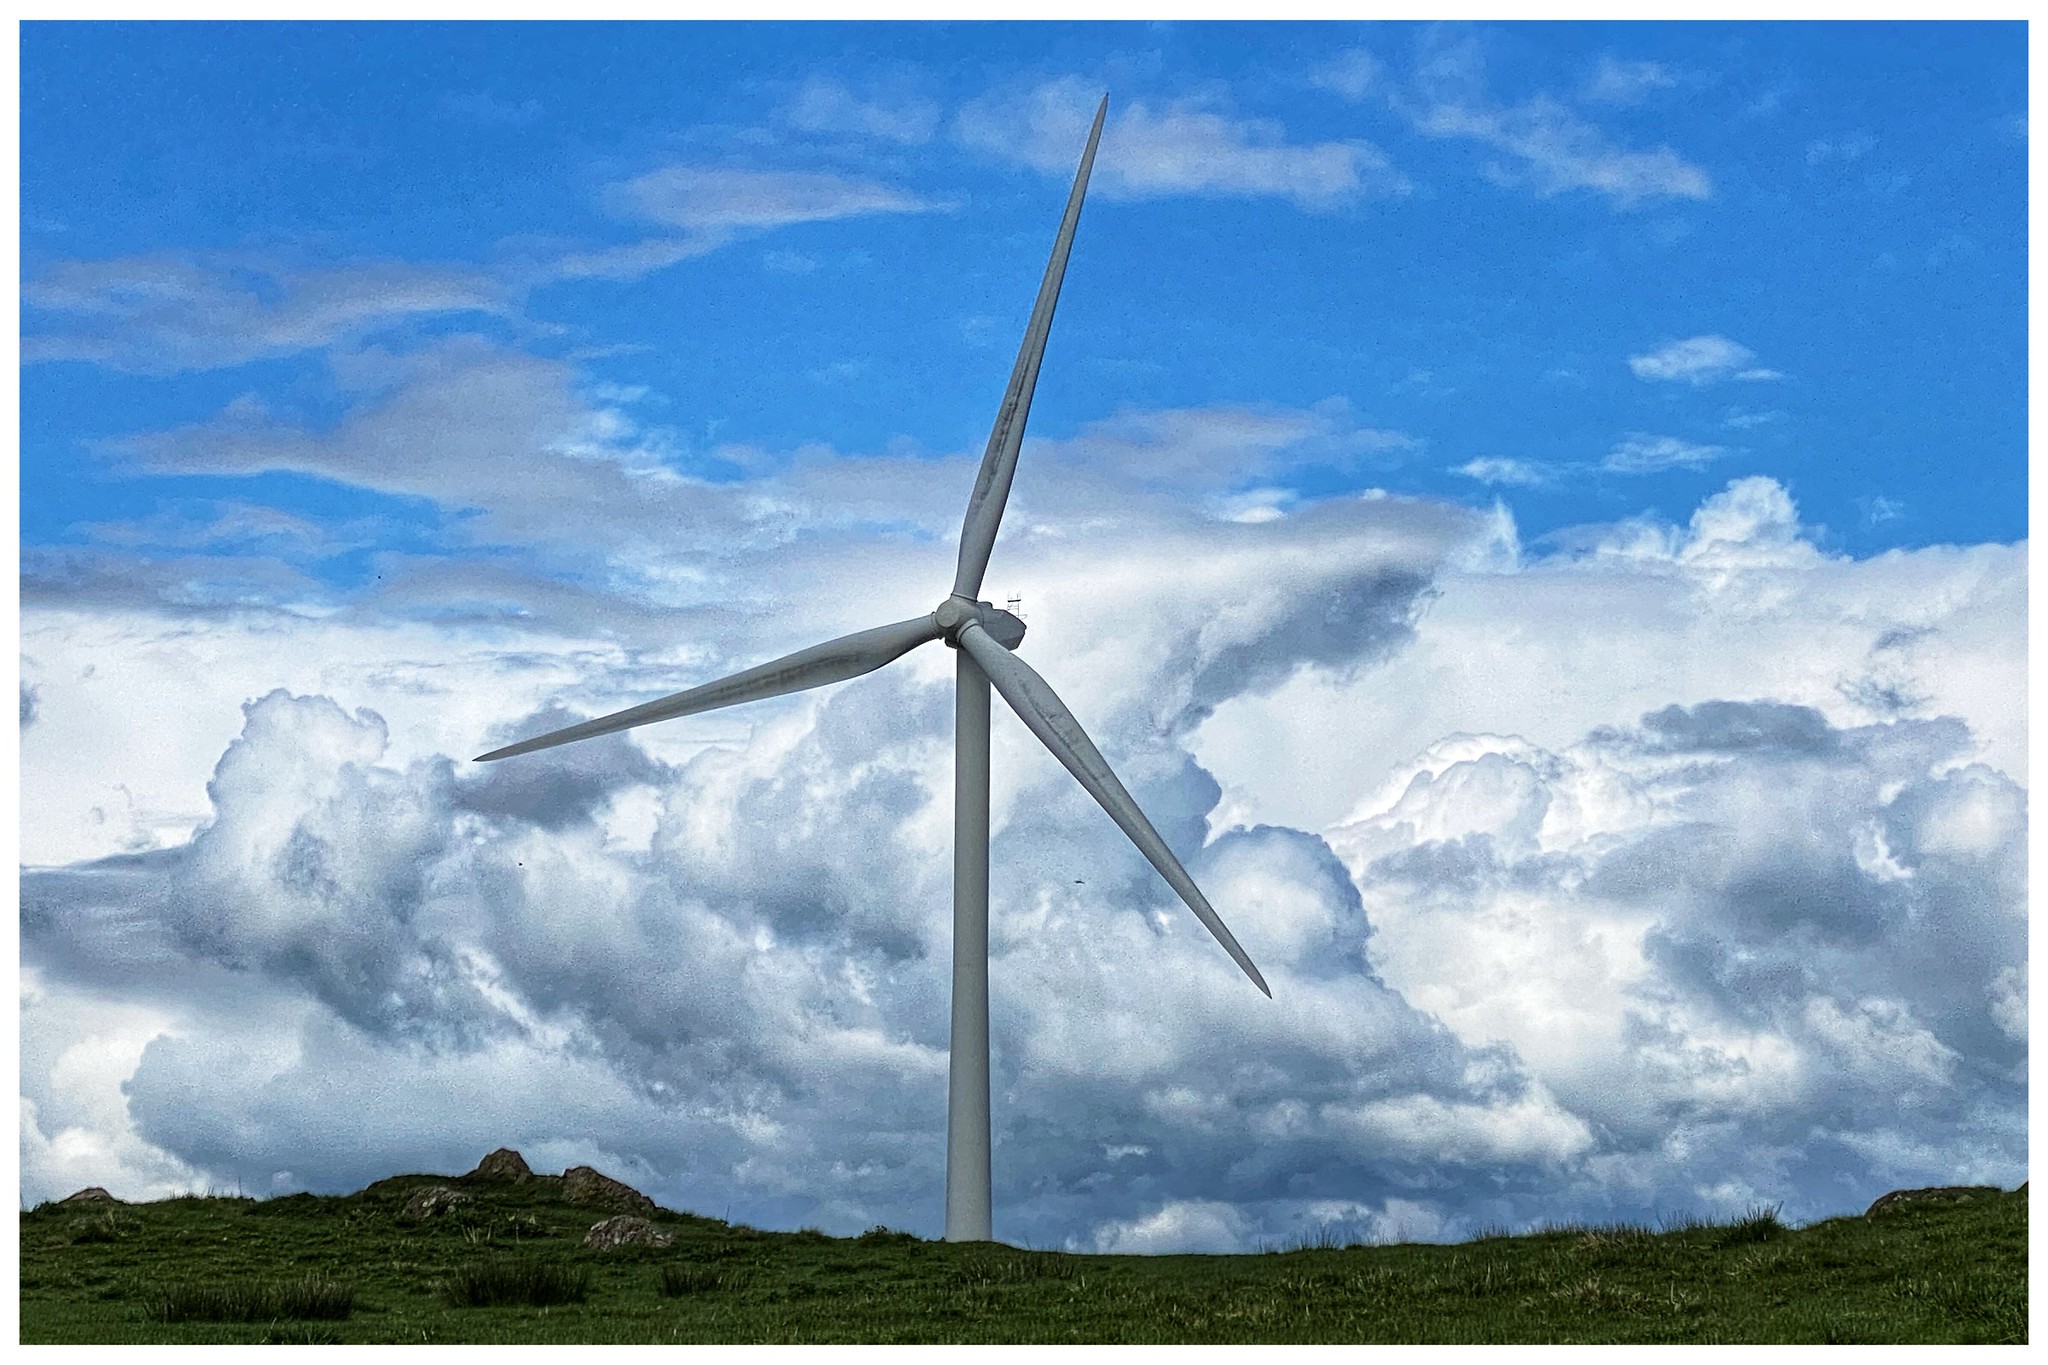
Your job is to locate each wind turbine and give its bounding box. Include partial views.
[475,96,1268,1244]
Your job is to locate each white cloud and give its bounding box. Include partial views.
[544,235,728,283]
[1091,1199,1254,1254]
[537,165,942,283]
[1629,334,1779,386]
[22,152,932,364]
[114,336,732,561]
[1399,40,1710,209]
[1042,401,1416,491]
[84,367,1428,643]
[1583,56,1678,107]
[784,77,940,145]
[1602,434,1726,474]
[22,255,507,374]
[22,414,2024,1250]
[1201,472,2026,1220]
[609,165,938,233]
[1453,457,1551,487]
[1192,473,2022,830]
[20,398,1553,1246]
[1407,96,1709,208]
[1807,132,1878,165]
[1320,697,2021,1220]
[958,78,1409,210]
[20,971,209,1202]
[1309,48,1382,102]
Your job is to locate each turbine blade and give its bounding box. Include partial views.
[476,614,944,762]
[951,93,1108,601]
[956,622,1271,997]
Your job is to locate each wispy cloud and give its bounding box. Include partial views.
[784,77,940,145]
[1041,400,1418,491]
[1582,56,1677,107]
[1395,39,1710,209]
[22,255,508,374]
[544,236,728,283]
[1629,335,1780,386]
[1452,457,1551,487]
[1308,48,1382,101]
[609,166,938,233]
[1859,494,1906,526]
[1409,96,1710,207]
[544,166,944,284]
[1602,433,1727,474]
[113,336,721,561]
[958,78,1409,211]
[1806,131,1878,165]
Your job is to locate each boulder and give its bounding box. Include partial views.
[469,1148,533,1182]
[584,1214,674,1251]
[58,1187,119,1205]
[561,1165,656,1216]
[1865,1185,2002,1216]
[400,1185,474,1221]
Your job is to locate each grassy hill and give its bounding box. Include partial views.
[19,1173,2025,1344]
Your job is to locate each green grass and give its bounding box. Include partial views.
[440,1258,590,1308]
[143,1274,355,1323]
[17,1175,2025,1343]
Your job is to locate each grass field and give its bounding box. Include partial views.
[19,1174,2025,1344]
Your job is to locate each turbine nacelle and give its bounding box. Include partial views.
[936,595,1026,650]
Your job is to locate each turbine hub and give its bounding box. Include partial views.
[936,594,1026,649]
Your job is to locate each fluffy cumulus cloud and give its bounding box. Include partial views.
[24,483,1583,1246]
[20,455,2025,1252]
[1326,706,2024,1222]
[958,77,1409,210]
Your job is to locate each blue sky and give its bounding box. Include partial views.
[23,21,2025,570]
[18,22,2028,1250]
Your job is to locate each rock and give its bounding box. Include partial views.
[58,1187,119,1205]
[400,1185,474,1221]
[583,1214,674,1251]
[469,1148,533,1182]
[561,1165,657,1216]
[1865,1185,2002,1216]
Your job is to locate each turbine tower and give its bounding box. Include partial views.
[476,96,1268,1244]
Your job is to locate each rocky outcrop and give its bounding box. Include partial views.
[583,1215,673,1251]
[1865,1185,2003,1215]
[561,1165,656,1216]
[400,1185,474,1220]
[58,1187,119,1205]
[469,1148,533,1182]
